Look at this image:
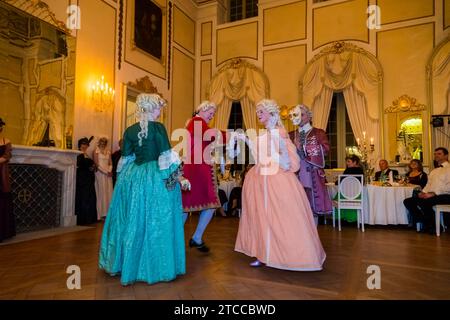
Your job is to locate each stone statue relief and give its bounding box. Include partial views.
[0,1,75,148]
[24,88,66,148]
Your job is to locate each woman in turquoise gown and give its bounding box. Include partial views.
[99,93,188,285]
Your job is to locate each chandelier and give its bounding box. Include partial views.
[91,75,115,112]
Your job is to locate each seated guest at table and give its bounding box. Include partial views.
[344,155,364,175]
[216,188,228,217]
[374,159,399,181]
[406,159,428,189]
[227,164,253,216]
[219,163,233,181]
[335,155,363,185]
[216,164,233,217]
[334,155,363,222]
[403,147,450,233]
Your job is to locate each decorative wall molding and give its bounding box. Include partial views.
[118,0,124,70]
[168,1,173,89]
[385,95,426,113]
[307,41,383,82]
[4,0,70,33]
[211,58,271,96]
[127,76,162,96]
[299,41,384,96]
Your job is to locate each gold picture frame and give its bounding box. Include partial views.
[131,0,166,65]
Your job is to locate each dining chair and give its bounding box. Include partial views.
[333,174,365,232]
[434,204,450,236]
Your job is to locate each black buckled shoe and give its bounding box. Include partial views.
[189,239,210,253]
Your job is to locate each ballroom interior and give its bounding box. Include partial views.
[0,0,449,300]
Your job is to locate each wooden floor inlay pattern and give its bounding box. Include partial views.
[0,215,449,299]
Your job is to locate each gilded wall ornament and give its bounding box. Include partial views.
[385,95,426,113]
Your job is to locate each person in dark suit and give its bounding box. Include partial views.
[406,159,428,189]
[0,118,15,242]
[403,147,450,233]
[75,136,98,225]
[111,139,123,186]
[374,159,398,181]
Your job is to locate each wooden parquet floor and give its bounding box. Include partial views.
[0,215,449,300]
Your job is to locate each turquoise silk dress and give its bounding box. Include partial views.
[99,121,186,285]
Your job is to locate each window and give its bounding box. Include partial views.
[230,0,258,22]
[325,93,357,168]
[227,101,244,130]
[227,101,252,170]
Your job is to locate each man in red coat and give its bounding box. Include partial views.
[182,101,223,252]
[289,104,332,225]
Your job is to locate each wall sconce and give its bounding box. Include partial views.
[280,105,291,120]
[91,75,115,112]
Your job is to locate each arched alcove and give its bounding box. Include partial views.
[208,58,270,130]
[299,41,383,160]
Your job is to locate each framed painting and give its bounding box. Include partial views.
[133,0,163,61]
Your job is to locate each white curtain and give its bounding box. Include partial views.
[344,84,380,163]
[215,96,233,131]
[433,122,450,153]
[301,47,381,158]
[209,60,269,131]
[311,86,333,129]
[430,40,450,152]
[240,95,258,130]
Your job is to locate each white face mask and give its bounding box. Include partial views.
[289,106,302,126]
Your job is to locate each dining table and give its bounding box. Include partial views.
[326,182,418,225]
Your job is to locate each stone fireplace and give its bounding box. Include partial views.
[10,145,81,231]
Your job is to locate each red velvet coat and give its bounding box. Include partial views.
[182,116,224,212]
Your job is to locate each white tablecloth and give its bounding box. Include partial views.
[326,183,415,225]
[219,180,238,199]
[366,184,415,225]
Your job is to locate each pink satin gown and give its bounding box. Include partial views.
[235,128,326,271]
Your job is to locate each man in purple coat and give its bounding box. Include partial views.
[289,104,332,224]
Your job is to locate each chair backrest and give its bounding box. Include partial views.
[337,174,364,210]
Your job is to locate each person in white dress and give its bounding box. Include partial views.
[94,137,113,220]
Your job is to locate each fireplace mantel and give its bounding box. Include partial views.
[10,145,81,227]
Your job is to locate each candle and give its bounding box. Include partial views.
[370,137,374,145]
[363,131,366,139]
[357,138,360,145]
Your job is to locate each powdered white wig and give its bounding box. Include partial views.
[256,99,284,129]
[136,93,166,146]
[195,100,217,114]
[296,104,313,119]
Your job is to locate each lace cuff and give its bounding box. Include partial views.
[278,137,291,171]
[164,164,183,191]
[158,149,181,170]
[117,154,136,173]
[226,132,247,159]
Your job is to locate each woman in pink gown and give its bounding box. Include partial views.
[234,99,326,271]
